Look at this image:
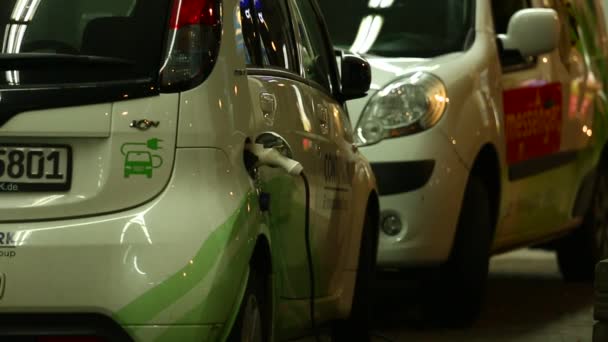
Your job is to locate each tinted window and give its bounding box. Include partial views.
[318,0,474,58]
[0,0,170,86]
[252,0,298,71]
[289,0,332,91]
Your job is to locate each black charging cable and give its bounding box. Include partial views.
[245,146,320,340]
[244,142,321,342]
[301,173,321,342]
[302,173,394,342]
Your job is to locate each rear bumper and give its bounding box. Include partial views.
[0,313,222,342]
[0,149,257,340]
[0,313,132,341]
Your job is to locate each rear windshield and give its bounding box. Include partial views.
[0,0,170,86]
[318,0,475,58]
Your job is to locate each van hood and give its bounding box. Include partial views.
[347,52,466,125]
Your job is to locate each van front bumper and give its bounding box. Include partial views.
[361,129,469,267]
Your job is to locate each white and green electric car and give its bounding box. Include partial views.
[0,0,380,341]
[320,0,608,324]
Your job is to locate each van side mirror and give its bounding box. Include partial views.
[338,52,371,101]
[498,9,560,58]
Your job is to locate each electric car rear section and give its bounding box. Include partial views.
[319,0,608,324]
[0,0,379,340]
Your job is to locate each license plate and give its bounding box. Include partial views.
[0,145,72,192]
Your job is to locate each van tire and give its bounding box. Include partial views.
[227,268,270,342]
[425,176,492,327]
[557,158,608,282]
[333,209,377,341]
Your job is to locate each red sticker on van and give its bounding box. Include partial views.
[503,82,562,165]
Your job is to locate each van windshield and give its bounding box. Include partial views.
[0,0,170,86]
[318,0,475,58]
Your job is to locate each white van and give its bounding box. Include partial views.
[0,0,379,340]
[320,0,608,324]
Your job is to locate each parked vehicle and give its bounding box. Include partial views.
[319,0,608,324]
[0,0,379,340]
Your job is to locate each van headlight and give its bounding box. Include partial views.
[355,72,448,146]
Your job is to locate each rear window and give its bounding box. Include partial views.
[0,0,170,86]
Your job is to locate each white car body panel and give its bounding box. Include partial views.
[0,103,112,138]
[0,149,245,319]
[0,94,179,222]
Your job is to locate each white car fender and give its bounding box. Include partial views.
[336,153,378,317]
[436,32,506,173]
[346,155,378,271]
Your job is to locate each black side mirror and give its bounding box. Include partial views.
[339,52,371,101]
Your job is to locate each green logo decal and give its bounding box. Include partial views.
[121,138,163,179]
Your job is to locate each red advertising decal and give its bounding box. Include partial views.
[503,82,563,165]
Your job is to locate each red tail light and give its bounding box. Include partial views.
[169,0,219,28]
[160,0,222,91]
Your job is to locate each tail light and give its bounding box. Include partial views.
[160,0,222,91]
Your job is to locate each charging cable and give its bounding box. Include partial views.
[245,143,320,342]
[300,172,320,342]
[246,143,396,342]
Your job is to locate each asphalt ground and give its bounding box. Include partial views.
[371,249,595,342]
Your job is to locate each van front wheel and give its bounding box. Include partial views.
[425,176,492,327]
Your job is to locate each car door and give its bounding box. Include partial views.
[239,0,333,300]
[493,0,587,240]
[287,0,355,298]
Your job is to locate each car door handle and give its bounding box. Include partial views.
[260,93,277,124]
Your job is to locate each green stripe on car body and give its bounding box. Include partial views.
[116,192,259,330]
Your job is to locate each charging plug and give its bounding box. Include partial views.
[246,143,303,176]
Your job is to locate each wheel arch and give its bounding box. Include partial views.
[470,143,501,236]
[223,233,273,341]
[250,234,273,333]
[250,234,272,276]
[361,190,380,262]
[335,188,381,318]
[572,141,608,218]
[602,141,608,162]
[367,190,380,255]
